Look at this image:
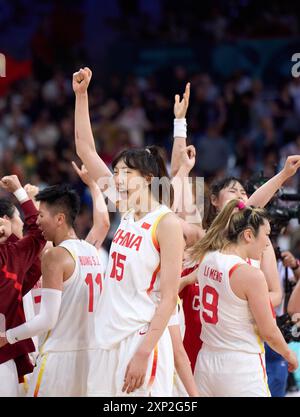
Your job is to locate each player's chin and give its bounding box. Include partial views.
[41,230,49,240]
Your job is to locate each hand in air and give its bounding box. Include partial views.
[72,67,92,95]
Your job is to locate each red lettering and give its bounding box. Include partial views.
[121,232,135,248]
[130,236,143,251]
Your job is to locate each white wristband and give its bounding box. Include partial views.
[13,188,28,203]
[174,118,187,138]
[5,329,17,344]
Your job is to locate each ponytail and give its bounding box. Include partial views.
[189,199,268,263]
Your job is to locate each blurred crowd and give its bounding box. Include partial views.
[2,65,300,243]
[1,0,300,247]
[112,0,300,42]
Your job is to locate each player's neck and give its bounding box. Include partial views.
[222,243,248,260]
[133,193,160,221]
[53,227,77,246]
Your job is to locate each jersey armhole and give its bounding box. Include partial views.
[151,212,170,252]
[58,246,78,287]
[228,263,245,279]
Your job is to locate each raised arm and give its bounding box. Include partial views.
[260,244,282,308]
[0,175,46,271]
[72,161,110,249]
[248,155,300,207]
[122,213,184,394]
[72,67,113,184]
[170,83,190,177]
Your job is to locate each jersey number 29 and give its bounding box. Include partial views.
[202,285,219,324]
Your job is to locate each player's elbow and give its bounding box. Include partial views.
[46,313,60,331]
[270,289,283,308]
[102,215,110,232]
[259,326,280,344]
[161,293,178,311]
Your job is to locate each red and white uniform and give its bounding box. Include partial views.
[179,264,202,373]
[88,205,175,396]
[27,239,103,397]
[194,251,270,397]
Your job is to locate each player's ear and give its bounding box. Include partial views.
[243,228,253,243]
[56,212,65,226]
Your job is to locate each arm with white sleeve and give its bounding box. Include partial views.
[2,248,67,345]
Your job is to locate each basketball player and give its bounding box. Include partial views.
[172,83,300,371]
[186,199,298,396]
[0,175,46,396]
[73,67,184,396]
[0,184,106,396]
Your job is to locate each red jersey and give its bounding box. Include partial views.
[179,266,202,373]
[0,199,45,372]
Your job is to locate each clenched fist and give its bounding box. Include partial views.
[0,175,22,193]
[72,67,92,95]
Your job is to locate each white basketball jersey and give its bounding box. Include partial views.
[197,251,265,354]
[94,205,171,349]
[39,239,103,353]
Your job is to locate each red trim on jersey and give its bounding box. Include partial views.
[147,345,158,388]
[2,265,22,300]
[181,264,199,277]
[141,222,151,230]
[34,296,41,304]
[270,300,276,319]
[147,264,160,295]
[259,352,267,380]
[2,265,17,281]
[228,263,244,279]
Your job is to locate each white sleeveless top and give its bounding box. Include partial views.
[197,250,265,354]
[39,239,103,353]
[94,204,171,349]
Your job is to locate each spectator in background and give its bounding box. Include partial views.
[195,124,230,181]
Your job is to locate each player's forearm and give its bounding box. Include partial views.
[75,92,96,155]
[171,136,187,177]
[86,184,110,248]
[248,171,288,207]
[75,93,112,180]
[172,167,202,225]
[137,295,178,357]
[174,349,199,397]
[269,290,283,309]
[6,289,62,344]
[260,246,282,308]
[261,326,291,360]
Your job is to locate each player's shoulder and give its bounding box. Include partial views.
[157,211,182,230]
[232,262,265,282]
[42,245,73,265]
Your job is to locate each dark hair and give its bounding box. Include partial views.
[35,184,80,227]
[0,198,15,218]
[203,177,246,230]
[112,145,174,207]
[190,199,269,262]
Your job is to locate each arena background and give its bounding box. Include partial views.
[1,1,300,297]
[2,0,300,400]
